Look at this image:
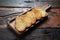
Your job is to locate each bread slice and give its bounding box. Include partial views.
[15,7,47,32]
[15,15,26,32]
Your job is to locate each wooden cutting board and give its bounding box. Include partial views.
[7,4,51,34]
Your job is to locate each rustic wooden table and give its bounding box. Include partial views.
[0,8,60,40]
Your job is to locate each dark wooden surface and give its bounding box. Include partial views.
[0,8,60,40]
[0,2,60,40]
[0,0,60,40]
[0,0,60,7]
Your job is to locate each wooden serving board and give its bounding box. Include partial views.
[8,4,51,35]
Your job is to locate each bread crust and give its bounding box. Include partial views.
[15,7,47,32]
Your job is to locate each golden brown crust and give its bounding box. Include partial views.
[15,15,26,32]
[25,11,36,24]
[15,7,47,32]
[32,7,42,19]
